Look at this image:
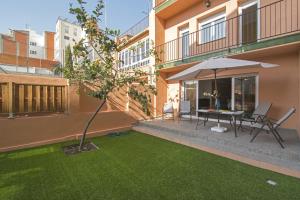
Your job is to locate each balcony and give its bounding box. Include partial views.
[155,0,300,66]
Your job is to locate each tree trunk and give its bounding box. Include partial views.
[79,99,107,150]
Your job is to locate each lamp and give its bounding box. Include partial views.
[205,0,211,8]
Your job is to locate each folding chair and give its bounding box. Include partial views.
[239,102,272,133]
[250,107,296,148]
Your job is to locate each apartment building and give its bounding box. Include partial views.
[0,29,57,70]
[150,0,300,133]
[55,17,85,66]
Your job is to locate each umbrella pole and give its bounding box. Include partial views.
[213,69,219,110]
[214,69,217,91]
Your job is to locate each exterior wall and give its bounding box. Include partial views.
[0,74,137,152]
[14,31,29,57]
[55,18,84,65]
[0,30,57,69]
[0,53,59,69]
[28,30,45,59]
[45,32,55,60]
[164,0,228,44]
[2,35,18,55]
[159,51,300,133]
[0,110,136,152]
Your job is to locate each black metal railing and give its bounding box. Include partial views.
[120,15,149,38]
[155,0,300,64]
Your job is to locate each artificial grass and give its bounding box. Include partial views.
[0,131,299,200]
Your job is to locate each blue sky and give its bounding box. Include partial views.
[0,0,151,35]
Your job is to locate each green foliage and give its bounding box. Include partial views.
[64,45,75,78]
[67,0,157,112]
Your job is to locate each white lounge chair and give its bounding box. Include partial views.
[162,102,174,120]
[250,107,296,148]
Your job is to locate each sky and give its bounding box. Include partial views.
[0,0,152,35]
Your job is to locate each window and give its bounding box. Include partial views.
[183,81,197,115]
[234,76,256,116]
[125,50,129,66]
[179,28,189,58]
[30,50,37,55]
[118,38,150,69]
[239,0,258,44]
[64,26,69,34]
[141,41,146,60]
[199,12,226,44]
[64,36,70,40]
[132,46,137,63]
[198,78,232,110]
[73,28,77,36]
[30,41,37,46]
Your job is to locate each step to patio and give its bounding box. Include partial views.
[134,120,300,172]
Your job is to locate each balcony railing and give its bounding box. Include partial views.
[0,64,59,77]
[155,0,300,65]
[120,15,149,38]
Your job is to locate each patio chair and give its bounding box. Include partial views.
[178,100,192,122]
[239,102,272,133]
[250,107,296,148]
[162,102,174,120]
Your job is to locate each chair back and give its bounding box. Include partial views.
[163,102,174,113]
[180,101,190,113]
[274,107,296,128]
[252,102,272,119]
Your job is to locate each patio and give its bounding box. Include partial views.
[134,119,300,174]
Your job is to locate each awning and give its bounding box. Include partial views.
[167,58,279,81]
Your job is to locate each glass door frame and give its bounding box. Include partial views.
[179,27,190,59]
[182,80,198,117]
[231,74,259,112]
[238,0,261,45]
[193,74,259,116]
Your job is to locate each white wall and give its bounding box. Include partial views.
[55,18,85,66]
[28,30,45,59]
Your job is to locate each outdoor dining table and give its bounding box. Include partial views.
[196,109,244,137]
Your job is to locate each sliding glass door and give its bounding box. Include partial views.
[198,78,232,110]
[183,81,197,115]
[234,76,256,116]
[183,75,257,116]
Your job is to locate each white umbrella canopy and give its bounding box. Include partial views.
[167,57,279,81]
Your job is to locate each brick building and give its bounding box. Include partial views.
[0,29,58,70]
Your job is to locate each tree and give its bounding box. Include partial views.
[67,0,157,151]
[64,45,74,76]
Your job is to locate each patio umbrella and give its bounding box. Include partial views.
[167,57,279,133]
[167,57,279,81]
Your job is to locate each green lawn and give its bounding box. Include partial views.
[0,131,299,200]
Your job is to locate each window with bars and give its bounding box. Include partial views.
[119,38,150,69]
[199,13,226,44]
